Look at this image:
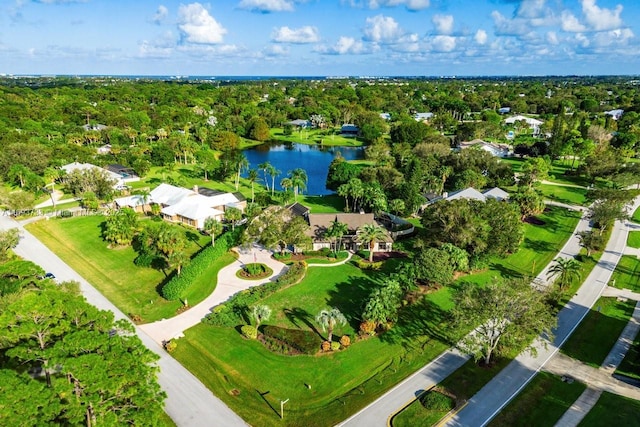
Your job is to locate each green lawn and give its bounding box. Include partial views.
[488,372,586,427]
[616,335,640,381]
[627,231,640,249]
[391,390,454,427]
[610,255,640,293]
[173,262,451,427]
[633,206,640,224]
[561,297,636,367]
[579,392,640,427]
[500,158,589,188]
[298,194,345,213]
[25,216,235,323]
[458,206,581,285]
[537,184,588,206]
[270,127,365,147]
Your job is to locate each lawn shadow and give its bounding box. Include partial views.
[185,230,202,248]
[283,307,322,337]
[325,275,383,332]
[523,237,555,254]
[489,262,526,279]
[255,389,280,419]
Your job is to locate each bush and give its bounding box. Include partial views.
[355,259,383,270]
[359,320,376,336]
[59,210,73,218]
[321,341,331,352]
[339,335,351,347]
[162,228,241,300]
[261,325,322,355]
[164,340,177,353]
[419,391,454,411]
[241,325,258,340]
[273,252,291,261]
[203,262,307,327]
[303,248,333,257]
[330,341,341,351]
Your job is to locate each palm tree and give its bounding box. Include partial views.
[288,168,308,202]
[328,219,348,256]
[280,177,293,204]
[316,307,346,343]
[247,169,259,203]
[356,223,388,262]
[225,206,243,231]
[252,305,272,328]
[258,161,271,192]
[267,164,280,198]
[136,188,151,214]
[203,217,223,246]
[388,199,405,216]
[235,155,249,191]
[547,257,581,290]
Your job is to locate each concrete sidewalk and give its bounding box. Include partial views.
[139,244,287,345]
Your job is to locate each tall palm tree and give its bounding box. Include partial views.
[280,177,293,204]
[316,307,346,343]
[547,257,581,290]
[247,169,259,203]
[288,168,308,202]
[267,164,280,198]
[328,219,348,255]
[203,217,223,246]
[235,155,249,191]
[356,223,388,262]
[258,161,271,192]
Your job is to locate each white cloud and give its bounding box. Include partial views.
[546,31,559,45]
[139,40,173,58]
[238,0,295,13]
[360,0,430,11]
[432,14,453,35]
[582,0,623,31]
[178,3,227,44]
[491,11,531,37]
[317,36,368,55]
[591,28,634,47]
[515,0,547,19]
[271,26,319,43]
[561,11,587,32]
[430,35,456,52]
[152,5,168,25]
[364,15,404,43]
[263,44,290,56]
[475,29,487,45]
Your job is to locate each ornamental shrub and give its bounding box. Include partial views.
[355,259,383,270]
[321,341,331,352]
[339,335,351,347]
[241,325,258,340]
[261,325,321,354]
[420,392,454,411]
[359,320,376,336]
[164,340,177,353]
[162,228,241,300]
[330,341,341,351]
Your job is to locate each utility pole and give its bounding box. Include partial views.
[280,398,289,420]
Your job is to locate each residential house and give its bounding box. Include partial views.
[498,107,511,114]
[305,212,393,252]
[420,186,509,211]
[287,119,311,128]
[413,112,434,122]
[379,112,391,121]
[504,115,544,136]
[105,164,140,184]
[458,139,512,158]
[61,162,127,190]
[82,123,107,131]
[340,124,360,136]
[605,109,624,120]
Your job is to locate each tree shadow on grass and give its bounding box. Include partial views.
[326,276,383,331]
[283,307,322,337]
[488,262,527,280]
[255,390,280,419]
[523,237,555,254]
[380,297,455,349]
[185,230,202,248]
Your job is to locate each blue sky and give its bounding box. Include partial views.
[1,0,639,76]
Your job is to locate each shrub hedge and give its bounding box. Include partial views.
[241,325,258,339]
[261,325,322,355]
[203,261,307,327]
[161,229,241,301]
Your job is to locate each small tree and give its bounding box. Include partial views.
[225,207,243,231]
[577,230,605,257]
[356,223,388,262]
[547,257,581,291]
[316,308,347,343]
[252,305,272,328]
[203,217,223,246]
[0,228,20,261]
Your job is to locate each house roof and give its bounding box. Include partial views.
[287,119,311,127]
[414,112,433,121]
[61,162,124,185]
[340,124,359,132]
[306,213,392,242]
[149,183,193,206]
[459,139,511,157]
[445,187,487,202]
[287,202,310,218]
[482,187,510,201]
[504,115,543,126]
[114,195,145,208]
[161,194,225,221]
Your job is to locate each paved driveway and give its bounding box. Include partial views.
[0,215,247,427]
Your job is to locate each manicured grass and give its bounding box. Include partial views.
[299,194,345,213]
[391,391,454,427]
[458,206,581,285]
[561,297,636,367]
[439,357,513,402]
[633,206,640,224]
[304,251,350,265]
[538,184,588,206]
[270,127,365,147]
[610,255,640,293]
[579,392,640,427]
[172,261,451,427]
[500,158,589,187]
[488,372,587,427]
[25,216,234,323]
[627,231,640,249]
[616,335,640,381]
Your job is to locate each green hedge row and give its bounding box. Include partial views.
[203,261,307,327]
[261,325,322,355]
[161,229,241,301]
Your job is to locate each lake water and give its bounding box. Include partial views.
[243,142,364,196]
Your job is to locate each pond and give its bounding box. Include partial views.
[243,142,364,196]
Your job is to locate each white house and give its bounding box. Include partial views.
[605,109,624,120]
[61,162,126,189]
[459,139,512,158]
[504,115,544,136]
[414,112,433,122]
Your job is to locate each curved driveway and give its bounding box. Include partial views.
[0,215,247,427]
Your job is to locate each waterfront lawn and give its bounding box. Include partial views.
[488,372,586,427]
[537,184,588,206]
[579,392,640,427]
[173,262,451,427]
[627,231,640,249]
[270,127,365,147]
[610,255,640,293]
[459,206,581,285]
[561,297,636,367]
[25,216,233,323]
[299,194,345,213]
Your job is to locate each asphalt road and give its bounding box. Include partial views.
[0,215,247,427]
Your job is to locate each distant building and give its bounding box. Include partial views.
[604,109,624,120]
[287,119,312,128]
[498,107,511,114]
[340,124,360,136]
[61,162,129,189]
[413,112,434,121]
[82,123,107,131]
[504,115,544,136]
[379,112,391,121]
[458,139,512,158]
